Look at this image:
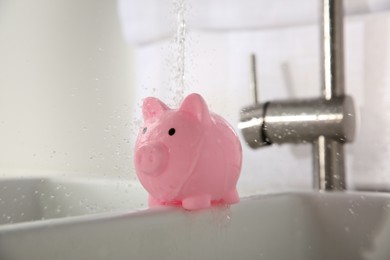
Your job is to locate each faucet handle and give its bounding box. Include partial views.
[250,54,259,105]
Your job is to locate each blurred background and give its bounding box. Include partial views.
[0,0,390,195]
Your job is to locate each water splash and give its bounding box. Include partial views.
[211,203,232,228]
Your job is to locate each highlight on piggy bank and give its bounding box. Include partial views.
[134,93,242,210]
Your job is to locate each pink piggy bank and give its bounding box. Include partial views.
[134,93,242,210]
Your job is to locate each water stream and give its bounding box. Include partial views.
[170,0,187,106]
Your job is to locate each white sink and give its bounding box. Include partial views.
[0,178,390,260]
[0,177,147,225]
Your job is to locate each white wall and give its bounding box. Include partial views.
[0,0,134,178]
[1,0,389,195]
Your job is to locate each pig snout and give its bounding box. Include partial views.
[136,143,168,176]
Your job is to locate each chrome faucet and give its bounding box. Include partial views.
[238,0,356,191]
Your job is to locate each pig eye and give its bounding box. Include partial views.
[168,128,176,136]
[142,127,147,134]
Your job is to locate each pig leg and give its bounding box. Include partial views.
[148,195,162,207]
[222,189,240,204]
[182,195,211,210]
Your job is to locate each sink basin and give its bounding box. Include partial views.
[0,180,389,260]
[0,177,147,225]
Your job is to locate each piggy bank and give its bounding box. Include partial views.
[134,93,242,210]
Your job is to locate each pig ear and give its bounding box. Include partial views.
[179,93,211,124]
[142,97,169,121]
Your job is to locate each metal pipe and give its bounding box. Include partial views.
[313,136,346,190]
[314,0,346,191]
[321,0,345,99]
[264,97,354,144]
